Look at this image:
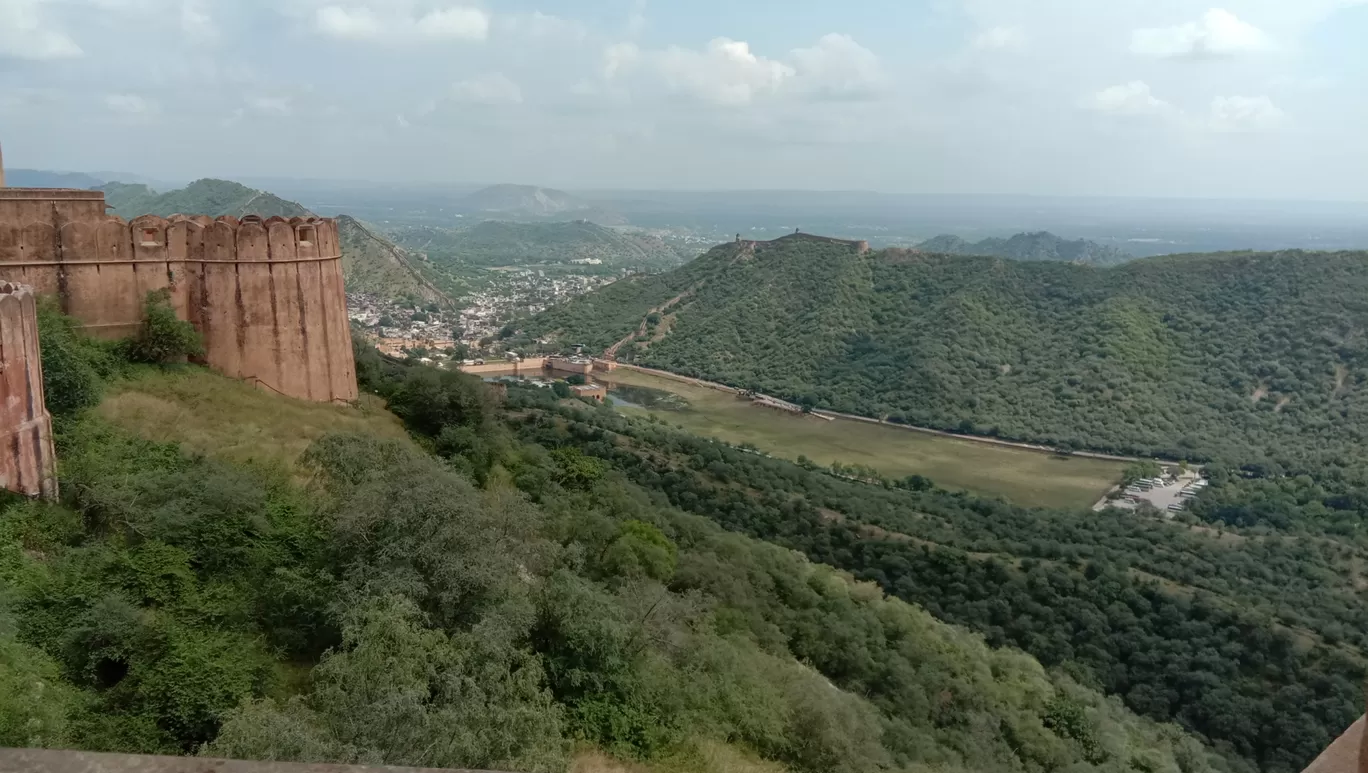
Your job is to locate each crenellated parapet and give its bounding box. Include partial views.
[0,282,57,498]
[0,194,357,404]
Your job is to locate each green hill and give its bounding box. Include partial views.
[917,231,1132,265]
[336,215,451,305]
[0,311,1223,773]
[100,178,313,220]
[387,219,690,270]
[515,235,1368,466]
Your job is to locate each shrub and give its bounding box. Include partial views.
[36,299,120,417]
[125,290,204,365]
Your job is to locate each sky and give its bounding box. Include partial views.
[1,0,1366,199]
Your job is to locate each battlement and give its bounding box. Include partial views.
[0,180,357,404]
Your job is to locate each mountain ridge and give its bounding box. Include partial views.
[100,178,314,220]
[514,236,1368,465]
[915,230,1132,265]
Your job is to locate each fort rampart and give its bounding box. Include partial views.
[0,188,357,404]
[0,282,57,498]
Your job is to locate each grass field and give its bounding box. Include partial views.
[601,368,1125,509]
[98,366,415,472]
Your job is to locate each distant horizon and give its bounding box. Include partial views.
[8,165,1368,208]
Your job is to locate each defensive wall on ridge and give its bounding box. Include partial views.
[0,187,357,404]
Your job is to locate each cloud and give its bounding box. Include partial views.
[1085,81,1175,117]
[248,96,293,115]
[451,72,523,105]
[315,4,488,42]
[0,0,83,60]
[105,93,156,114]
[414,7,488,40]
[1209,95,1285,131]
[501,12,586,43]
[972,26,1026,51]
[608,34,886,106]
[602,42,640,79]
[181,0,215,40]
[1131,9,1273,59]
[788,34,889,100]
[655,38,795,106]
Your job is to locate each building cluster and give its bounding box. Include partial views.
[348,268,617,363]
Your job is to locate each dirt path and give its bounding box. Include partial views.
[603,284,700,359]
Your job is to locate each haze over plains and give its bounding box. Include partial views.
[1,0,1366,200]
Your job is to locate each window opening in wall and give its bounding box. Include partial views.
[298,226,316,245]
[140,228,159,246]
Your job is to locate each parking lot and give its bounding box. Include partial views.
[1093,469,1206,516]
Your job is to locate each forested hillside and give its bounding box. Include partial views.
[525,400,1368,773]
[916,231,1132,265]
[336,215,450,305]
[0,305,1218,773]
[100,179,313,220]
[386,220,690,271]
[517,238,1368,467]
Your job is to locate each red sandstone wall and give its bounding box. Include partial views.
[0,202,358,404]
[0,283,57,498]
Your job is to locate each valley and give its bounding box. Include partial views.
[600,366,1127,508]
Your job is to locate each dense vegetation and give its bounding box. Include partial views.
[518,238,1368,467]
[386,220,691,273]
[916,231,1132,266]
[100,179,312,220]
[0,310,1221,773]
[514,400,1368,773]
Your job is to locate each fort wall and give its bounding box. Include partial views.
[0,283,57,498]
[0,187,357,403]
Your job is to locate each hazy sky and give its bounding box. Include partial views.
[1,0,1366,199]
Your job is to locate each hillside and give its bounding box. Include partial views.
[465,183,589,216]
[917,231,1132,265]
[0,310,1223,773]
[100,178,314,220]
[516,236,1368,466]
[336,215,450,305]
[387,219,690,270]
[6,169,106,189]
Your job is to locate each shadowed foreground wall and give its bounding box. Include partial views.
[0,187,357,403]
[0,750,496,773]
[0,282,57,498]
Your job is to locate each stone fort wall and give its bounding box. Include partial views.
[0,282,57,498]
[0,188,357,403]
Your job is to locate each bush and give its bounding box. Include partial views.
[37,299,120,417]
[125,290,204,365]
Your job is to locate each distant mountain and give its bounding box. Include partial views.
[6,169,105,189]
[100,179,313,220]
[465,184,588,217]
[917,231,1132,266]
[337,216,451,305]
[386,219,690,270]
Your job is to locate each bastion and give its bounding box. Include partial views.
[0,160,357,406]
